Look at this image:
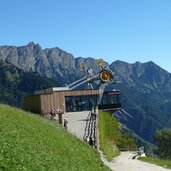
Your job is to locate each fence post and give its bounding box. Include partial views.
[58,112,63,124]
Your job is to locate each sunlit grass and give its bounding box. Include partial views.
[98,110,136,162]
[0,104,110,171]
[98,111,120,161]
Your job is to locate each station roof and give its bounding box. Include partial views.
[34,87,70,95]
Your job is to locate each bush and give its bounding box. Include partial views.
[155,128,171,159]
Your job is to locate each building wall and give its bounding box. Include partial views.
[24,95,41,114]
[24,89,99,114]
[40,91,65,114]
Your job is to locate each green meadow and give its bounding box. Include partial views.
[0,104,110,171]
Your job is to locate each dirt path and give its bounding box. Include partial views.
[100,151,170,171]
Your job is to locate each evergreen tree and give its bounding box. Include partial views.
[155,128,171,159]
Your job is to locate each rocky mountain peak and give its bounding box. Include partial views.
[27,41,36,47]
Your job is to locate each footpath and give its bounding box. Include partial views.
[100,151,170,171]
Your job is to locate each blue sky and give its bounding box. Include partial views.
[0,0,171,72]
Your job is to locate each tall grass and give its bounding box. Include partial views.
[98,111,136,161]
[0,104,110,171]
[98,111,120,161]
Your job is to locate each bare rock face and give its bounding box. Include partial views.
[0,42,81,84]
[0,42,110,85]
[110,60,171,93]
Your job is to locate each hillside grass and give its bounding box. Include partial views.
[98,111,136,161]
[139,157,171,169]
[0,104,110,171]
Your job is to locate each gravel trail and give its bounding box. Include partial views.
[100,151,170,171]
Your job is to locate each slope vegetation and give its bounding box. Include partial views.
[0,104,110,171]
[0,60,58,107]
[98,111,136,161]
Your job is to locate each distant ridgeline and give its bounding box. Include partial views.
[0,42,171,143]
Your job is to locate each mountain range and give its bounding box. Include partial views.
[0,42,171,142]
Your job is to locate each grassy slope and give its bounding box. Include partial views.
[98,111,136,161]
[139,157,171,169]
[0,104,110,171]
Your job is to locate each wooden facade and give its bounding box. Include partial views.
[24,89,99,114]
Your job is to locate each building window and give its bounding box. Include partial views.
[99,92,121,109]
[65,95,97,112]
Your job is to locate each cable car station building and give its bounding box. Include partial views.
[24,87,121,114]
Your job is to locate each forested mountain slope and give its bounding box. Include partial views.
[0,60,58,107]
